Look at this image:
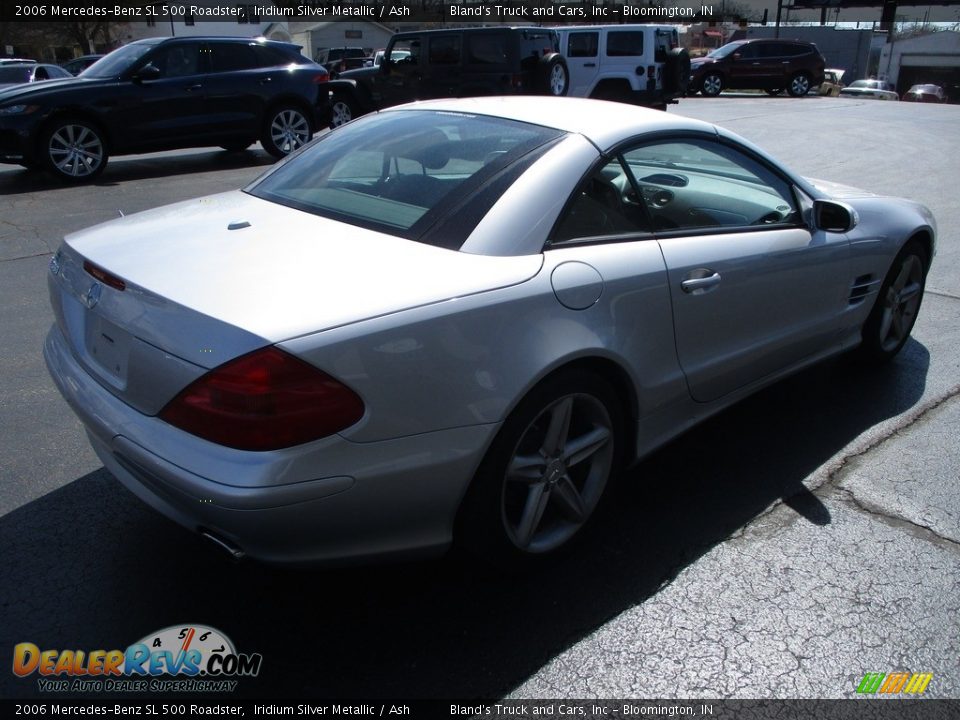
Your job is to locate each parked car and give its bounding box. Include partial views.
[839,79,899,100]
[902,83,946,103]
[818,68,845,96]
[0,36,330,181]
[61,54,104,76]
[554,24,689,110]
[0,63,73,89]
[0,57,37,65]
[44,96,935,566]
[690,38,826,97]
[315,47,367,75]
[326,27,568,128]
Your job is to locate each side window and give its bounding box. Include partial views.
[252,45,292,68]
[209,43,257,73]
[467,34,508,65]
[148,44,201,78]
[389,39,420,65]
[552,159,650,243]
[429,36,461,65]
[567,32,598,58]
[620,139,799,232]
[606,32,643,57]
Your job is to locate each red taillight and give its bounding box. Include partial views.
[83,260,126,291]
[313,71,330,84]
[159,347,364,451]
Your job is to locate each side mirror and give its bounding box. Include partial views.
[813,199,858,233]
[134,64,161,82]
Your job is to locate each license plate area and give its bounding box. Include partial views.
[84,312,131,386]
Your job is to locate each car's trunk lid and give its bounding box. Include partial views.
[50,191,542,413]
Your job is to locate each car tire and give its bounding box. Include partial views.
[857,239,928,363]
[456,369,623,568]
[539,55,569,96]
[329,92,356,128]
[261,105,312,159]
[787,72,812,97]
[663,47,691,95]
[765,88,784,96]
[40,117,108,182]
[700,72,724,97]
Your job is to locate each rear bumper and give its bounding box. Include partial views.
[44,323,499,565]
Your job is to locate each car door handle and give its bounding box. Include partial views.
[584,63,596,67]
[185,84,202,92]
[681,271,722,294]
[259,77,272,84]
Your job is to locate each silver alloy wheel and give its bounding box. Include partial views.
[330,99,353,127]
[549,64,567,95]
[48,123,104,178]
[789,74,811,96]
[878,254,924,353]
[501,393,613,553]
[269,109,310,155]
[701,74,723,96]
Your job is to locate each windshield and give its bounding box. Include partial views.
[706,42,745,60]
[83,41,162,78]
[247,110,563,243]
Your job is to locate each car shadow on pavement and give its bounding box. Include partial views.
[0,340,929,699]
[0,149,275,197]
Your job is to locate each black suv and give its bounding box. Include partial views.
[0,37,329,181]
[326,27,568,127]
[690,39,825,97]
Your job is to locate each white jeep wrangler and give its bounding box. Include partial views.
[554,24,690,109]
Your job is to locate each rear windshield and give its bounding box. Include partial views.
[246,110,563,244]
[0,66,32,83]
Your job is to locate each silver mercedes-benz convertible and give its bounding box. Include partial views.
[44,97,935,566]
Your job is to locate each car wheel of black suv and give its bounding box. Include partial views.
[261,105,312,159]
[329,93,356,128]
[787,73,812,97]
[700,72,724,97]
[41,117,108,182]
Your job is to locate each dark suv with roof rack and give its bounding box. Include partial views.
[324,27,568,128]
[690,39,825,97]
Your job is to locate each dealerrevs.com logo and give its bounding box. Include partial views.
[12,624,262,693]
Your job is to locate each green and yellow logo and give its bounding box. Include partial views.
[856,672,933,694]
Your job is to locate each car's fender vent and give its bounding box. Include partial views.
[849,274,879,306]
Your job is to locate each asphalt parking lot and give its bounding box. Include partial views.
[0,96,957,702]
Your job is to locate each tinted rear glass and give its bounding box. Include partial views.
[607,32,643,57]
[247,110,563,244]
[0,67,32,83]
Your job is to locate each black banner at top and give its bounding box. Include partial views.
[0,1,914,25]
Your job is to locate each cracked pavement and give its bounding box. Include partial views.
[1,98,958,702]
